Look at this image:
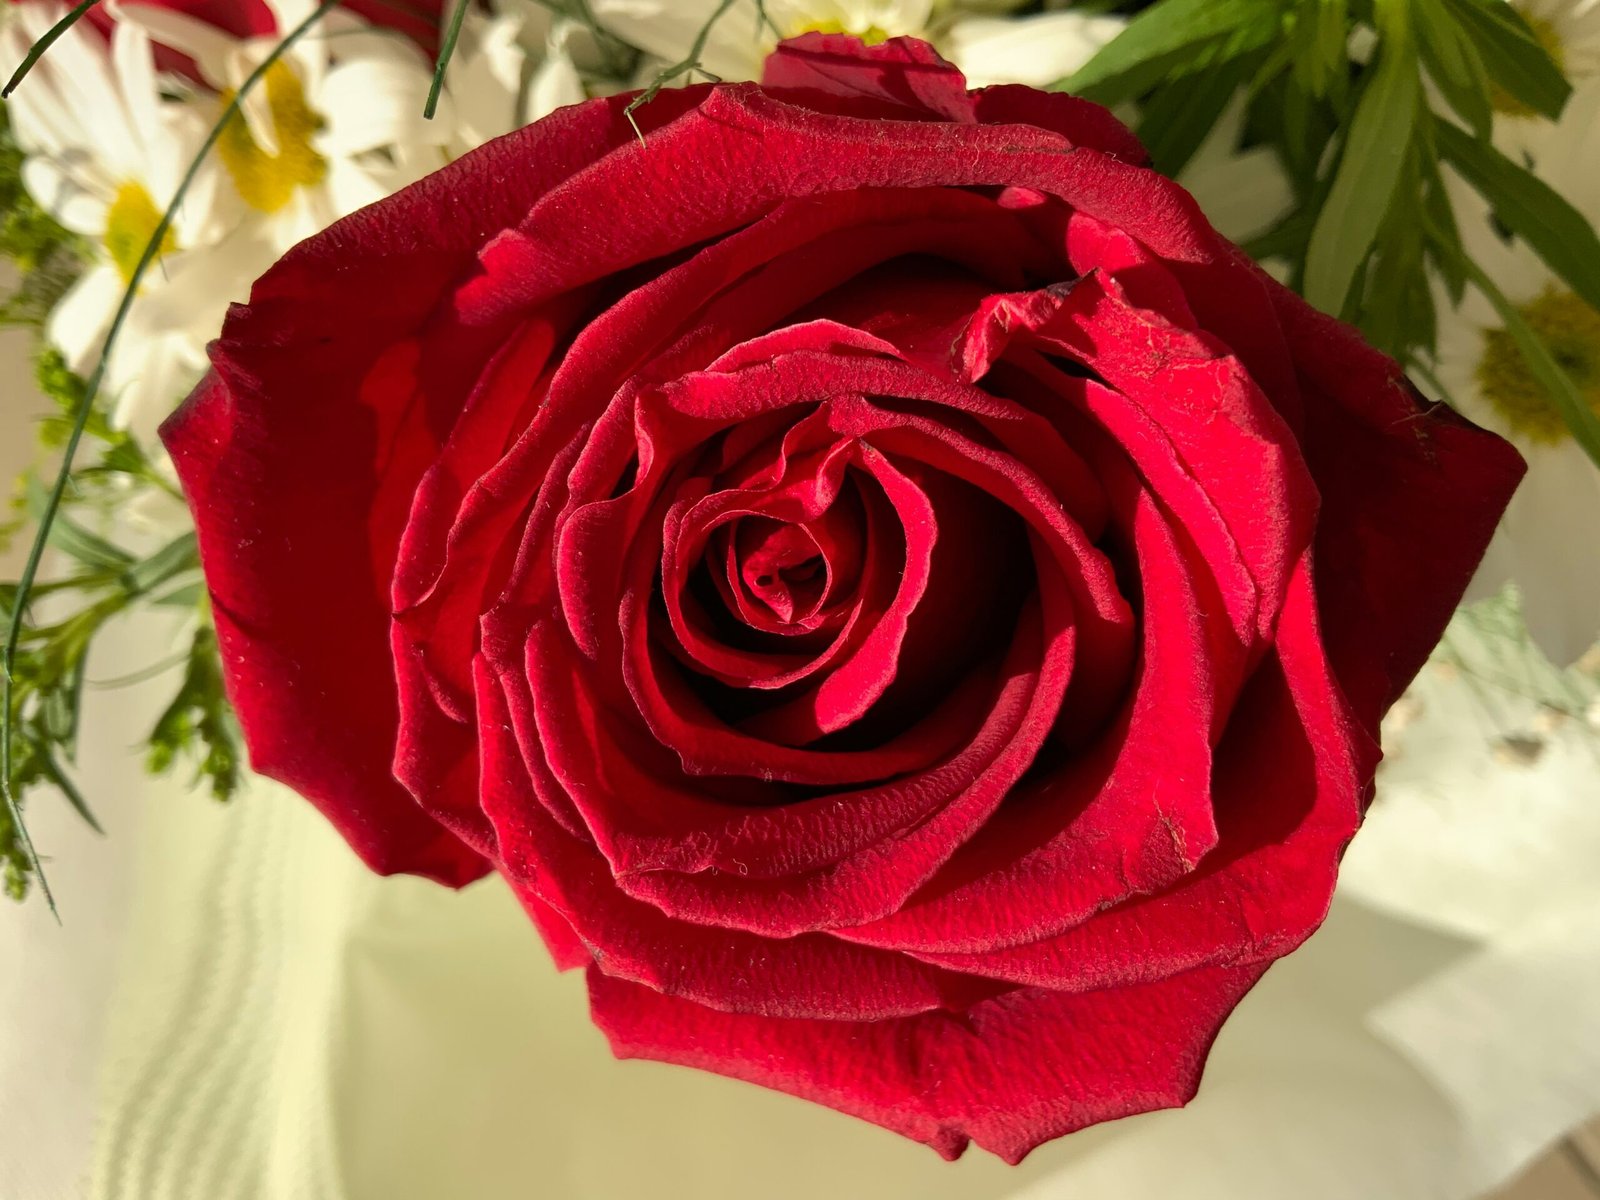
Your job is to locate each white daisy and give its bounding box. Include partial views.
[940,8,1123,89]
[1489,0,1600,158]
[588,0,936,83]
[591,0,1139,122]
[113,0,451,251]
[1,4,267,445]
[1433,80,1600,665]
[445,0,588,152]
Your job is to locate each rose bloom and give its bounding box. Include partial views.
[164,37,1522,1161]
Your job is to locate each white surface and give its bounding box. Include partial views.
[0,358,148,1198]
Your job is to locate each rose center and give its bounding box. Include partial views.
[1491,10,1566,116]
[1476,286,1600,444]
[217,60,329,214]
[737,519,831,624]
[103,181,178,285]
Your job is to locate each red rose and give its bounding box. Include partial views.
[163,36,1522,1161]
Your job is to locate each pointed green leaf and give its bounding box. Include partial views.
[1435,117,1600,315]
[1137,56,1253,177]
[22,478,134,572]
[1057,0,1279,104]
[1303,38,1421,315]
[1414,0,1492,137]
[1444,0,1571,120]
[1464,257,1600,469]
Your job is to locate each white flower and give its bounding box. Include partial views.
[940,9,1123,89]
[445,0,588,151]
[592,0,1121,90]
[1,4,270,446]
[114,0,450,251]
[590,0,936,82]
[1432,80,1600,665]
[1489,0,1600,158]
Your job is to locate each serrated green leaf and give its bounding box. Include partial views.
[1303,36,1421,315]
[1435,118,1600,315]
[1464,257,1600,468]
[1444,0,1571,120]
[1057,0,1280,103]
[1414,0,1492,137]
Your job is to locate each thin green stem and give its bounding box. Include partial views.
[424,0,471,120]
[0,0,345,915]
[2,0,101,98]
[624,0,738,143]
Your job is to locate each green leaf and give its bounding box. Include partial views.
[146,623,242,803]
[40,754,100,835]
[1290,0,1350,97]
[1137,56,1253,177]
[4,0,345,909]
[22,478,135,572]
[1420,149,1468,307]
[1249,74,1338,197]
[1444,0,1571,120]
[150,582,205,610]
[1463,257,1600,469]
[1414,0,1492,137]
[1303,34,1421,315]
[1241,207,1316,264]
[1435,118,1600,314]
[1057,0,1280,104]
[123,533,199,598]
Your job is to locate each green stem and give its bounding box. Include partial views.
[2,0,101,98]
[624,0,738,143]
[0,0,346,916]
[424,0,471,120]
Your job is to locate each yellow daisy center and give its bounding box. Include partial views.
[103,181,178,285]
[790,19,892,45]
[1477,287,1600,444]
[217,60,328,214]
[1491,10,1566,116]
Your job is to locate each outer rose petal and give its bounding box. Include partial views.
[162,94,684,882]
[1265,282,1527,727]
[589,959,1268,1163]
[761,34,981,123]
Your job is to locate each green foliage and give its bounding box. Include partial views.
[0,521,207,899]
[1063,0,1283,104]
[3,0,343,906]
[1303,8,1420,318]
[0,102,86,326]
[625,0,738,139]
[0,357,223,902]
[1056,0,1600,467]
[147,622,242,803]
